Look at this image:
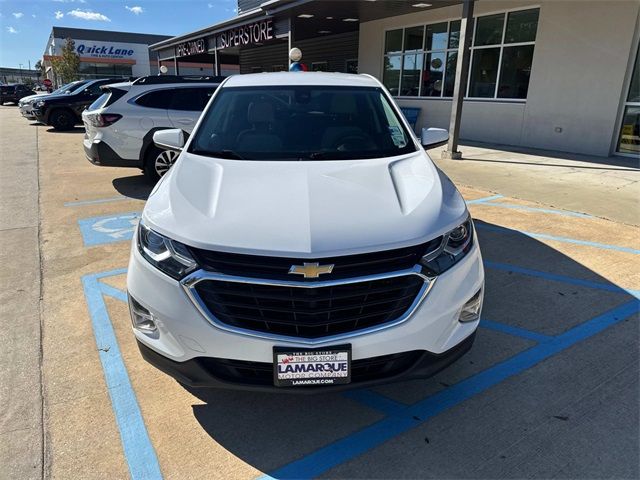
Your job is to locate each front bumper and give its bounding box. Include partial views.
[136,332,476,393]
[127,235,484,390]
[83,139,142,168]
[19,105,36,119]
[32,109,47,124]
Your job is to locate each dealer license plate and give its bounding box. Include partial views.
[273,345,351,387]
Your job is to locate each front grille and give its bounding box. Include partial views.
[189,238,441,281]
[198,350,424,387]
[193,275,424,338]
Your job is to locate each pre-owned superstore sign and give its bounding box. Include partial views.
[216,19,274,49]
[176,38,207,57]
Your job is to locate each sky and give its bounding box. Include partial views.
[0,0,238,68]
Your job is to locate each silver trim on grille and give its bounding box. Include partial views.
[180,264,436,345]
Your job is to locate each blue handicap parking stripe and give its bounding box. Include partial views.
[466,194,504,204]
[481,319,553,343]
[477,202,593,218]
[82,270,162,480]
[65,195,128,207]
[467,194,591,218]
[78,211,140,246]
[485,260,640,299]
[477,224,640,255]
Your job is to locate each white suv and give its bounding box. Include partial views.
[82,76,223,182]
[127,72,484,392]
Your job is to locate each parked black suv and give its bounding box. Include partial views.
[32,78,120,130]
[0,84,36,105]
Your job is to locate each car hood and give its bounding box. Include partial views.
[142,150,468,257]
[19,94,42,104]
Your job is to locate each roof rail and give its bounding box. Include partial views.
[132,75,226,85]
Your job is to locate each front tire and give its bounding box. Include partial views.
[49,109,75,131]
[144,146,179,183]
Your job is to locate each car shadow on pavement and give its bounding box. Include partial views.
[45,126,85,134]
[112,175,153,200]
[183,221,639,479]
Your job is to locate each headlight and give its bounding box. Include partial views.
[420,215,473,275]
[35,100,45,108]
[137,220,198,280]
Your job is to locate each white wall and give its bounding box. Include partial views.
[358,0,640,156]
[51,37,154,77]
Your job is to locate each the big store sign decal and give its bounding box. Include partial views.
[76,43,135,58]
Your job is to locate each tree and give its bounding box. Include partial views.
[34,59,44,79]
[51,37,80,84]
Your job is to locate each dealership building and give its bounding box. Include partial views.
[150,0,639,157]
[42,27,173,83]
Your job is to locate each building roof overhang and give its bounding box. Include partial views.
[150,0,464,51]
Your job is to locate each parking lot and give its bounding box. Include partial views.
[2,103,639,479]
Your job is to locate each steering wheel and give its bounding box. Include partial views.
[335,133,373,152]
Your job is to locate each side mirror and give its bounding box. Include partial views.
[421,127,449,149]
[153,129,185,152]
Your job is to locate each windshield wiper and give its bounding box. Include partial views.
[308,152,343,160]
[191,149,245,160]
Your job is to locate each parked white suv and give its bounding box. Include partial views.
[127,72,484,391]
[82,76,223,182]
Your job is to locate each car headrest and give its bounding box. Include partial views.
[330,94,357,115]
[247,101,275,124]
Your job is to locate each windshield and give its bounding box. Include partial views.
[53,82,75,94]
[188,85,416,161]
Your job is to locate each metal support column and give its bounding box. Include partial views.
[442,0,475,160]
[214,47,219,76]
[174,55,179,76]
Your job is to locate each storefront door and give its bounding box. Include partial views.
[616,43,639,155]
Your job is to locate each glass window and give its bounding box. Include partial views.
[421,52,446,97]
[114,65,133,77]
[400,54,422,96]
[383,55,402,96]
[497,45,534,98]
[444,51,458,97]
[426,22,448,51]
[382,9,538,100]
[505,9,540,43]
[135,89,174,109]
[189,86,416,160]
[385,29,403,53]
[474,13,505,46]
[404,26,424,51]
[169,87,216,111]
[469,48,500,97]
[312,62,328,72]
[86,81,105,95]
[617,106,640,154]
[448,20,461,49]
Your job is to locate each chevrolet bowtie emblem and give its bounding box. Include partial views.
[288,262,334,279]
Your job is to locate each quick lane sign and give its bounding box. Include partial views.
[176,38,207,57]
[76,44,134,58]
[216,19,274,49]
